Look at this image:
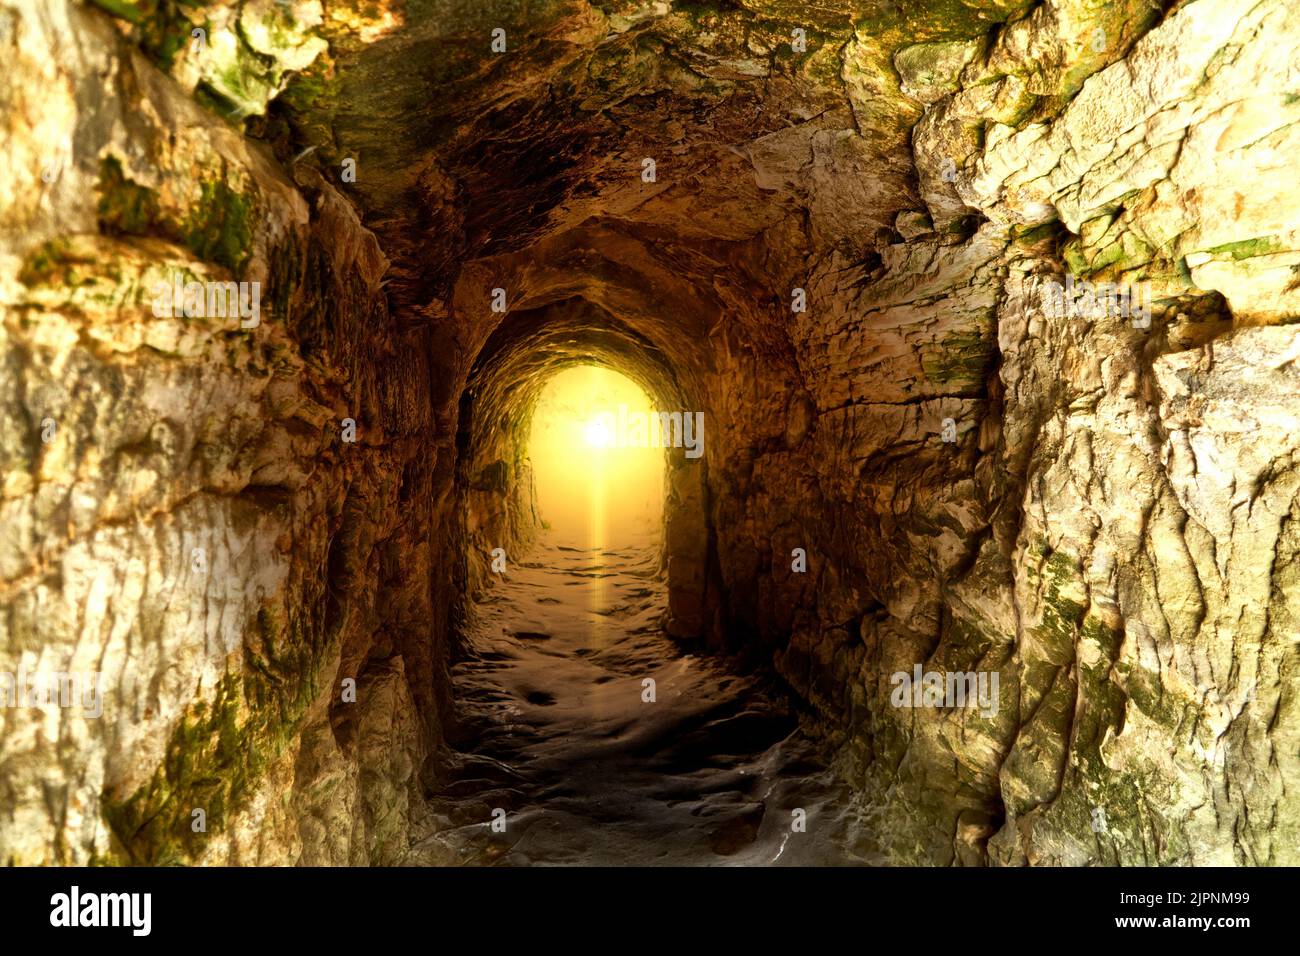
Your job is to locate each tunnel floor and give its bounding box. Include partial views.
[408,536,876,865]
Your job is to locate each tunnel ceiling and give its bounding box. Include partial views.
[465,297,692,455]
[83,0,1173,393]
[275,0,940,306]
[246,0,1090,309]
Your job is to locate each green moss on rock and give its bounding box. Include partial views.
[88,0,153,25]
[102,605,324,864]
[96,157,162,236]
[921,327,997,388]
[1029,547,1086,663]
[17,239,76,288]
[91,158,256,277]
[1204,235,1284,260]
[184,179,255,274]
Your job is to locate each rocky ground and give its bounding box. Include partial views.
[410,535,873,866]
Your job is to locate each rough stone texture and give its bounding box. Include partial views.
[1,0,445,864]
[1,0,1297,866]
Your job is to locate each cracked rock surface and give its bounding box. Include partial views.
[0,0,1297,865]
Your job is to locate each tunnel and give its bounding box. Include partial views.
[1,0,1299,871]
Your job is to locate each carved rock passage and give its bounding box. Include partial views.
[0,0,1296,866]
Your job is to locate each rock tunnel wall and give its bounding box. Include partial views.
[1,0,1297,866]
[0,0,447,864]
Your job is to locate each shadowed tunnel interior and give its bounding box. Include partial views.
[2,0,1299,867]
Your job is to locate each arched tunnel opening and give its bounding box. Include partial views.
[452,297,720,647]
[2,0,1298,882]
[431,293,862,864]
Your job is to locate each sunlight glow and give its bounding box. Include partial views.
[584,419,613,449]
[528,365,663,549]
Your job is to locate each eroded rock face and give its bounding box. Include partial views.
[1,0,1296,865]
[1,0,445,864]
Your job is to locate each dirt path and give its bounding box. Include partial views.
[408,535,874,866]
